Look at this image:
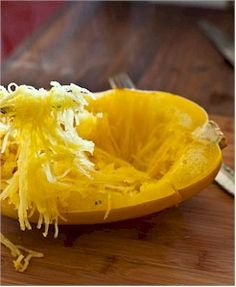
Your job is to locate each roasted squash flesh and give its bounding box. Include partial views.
[0,86,223,227]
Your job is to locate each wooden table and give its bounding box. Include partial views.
[1,2,234,285]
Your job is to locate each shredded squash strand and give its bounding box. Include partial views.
[0,82,96,236]
[0,82,151,239]
[0,233,43,272]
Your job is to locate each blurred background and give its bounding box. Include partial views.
[1,1,234,116]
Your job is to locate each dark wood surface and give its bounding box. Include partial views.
[2,2,234,117]
[1,2,234,285]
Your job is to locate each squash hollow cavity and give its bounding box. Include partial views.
[84,89,210,181]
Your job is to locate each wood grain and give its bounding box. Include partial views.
[1,115,234,285]
[2,2,234,116]
[1,2,234,285]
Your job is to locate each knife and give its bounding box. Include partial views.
[198,20,234,66]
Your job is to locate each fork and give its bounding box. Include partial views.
[109,73,135,89]
[109,73,234,196]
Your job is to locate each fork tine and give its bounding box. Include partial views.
[120,73,136,89]
[109,73,136,89]
[109,77,117,89]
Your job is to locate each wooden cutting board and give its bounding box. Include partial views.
[1,115,234,285]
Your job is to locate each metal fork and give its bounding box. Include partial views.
[109,73,234,196]
[109,73,135,89]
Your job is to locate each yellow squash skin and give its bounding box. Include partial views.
[1,89,223,224]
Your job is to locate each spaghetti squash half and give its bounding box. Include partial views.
[0,83,225,236]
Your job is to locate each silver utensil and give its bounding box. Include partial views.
[215,163,234,196]
[109,73,235,196]
[109,73,135,89]
[198,20,234,66]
